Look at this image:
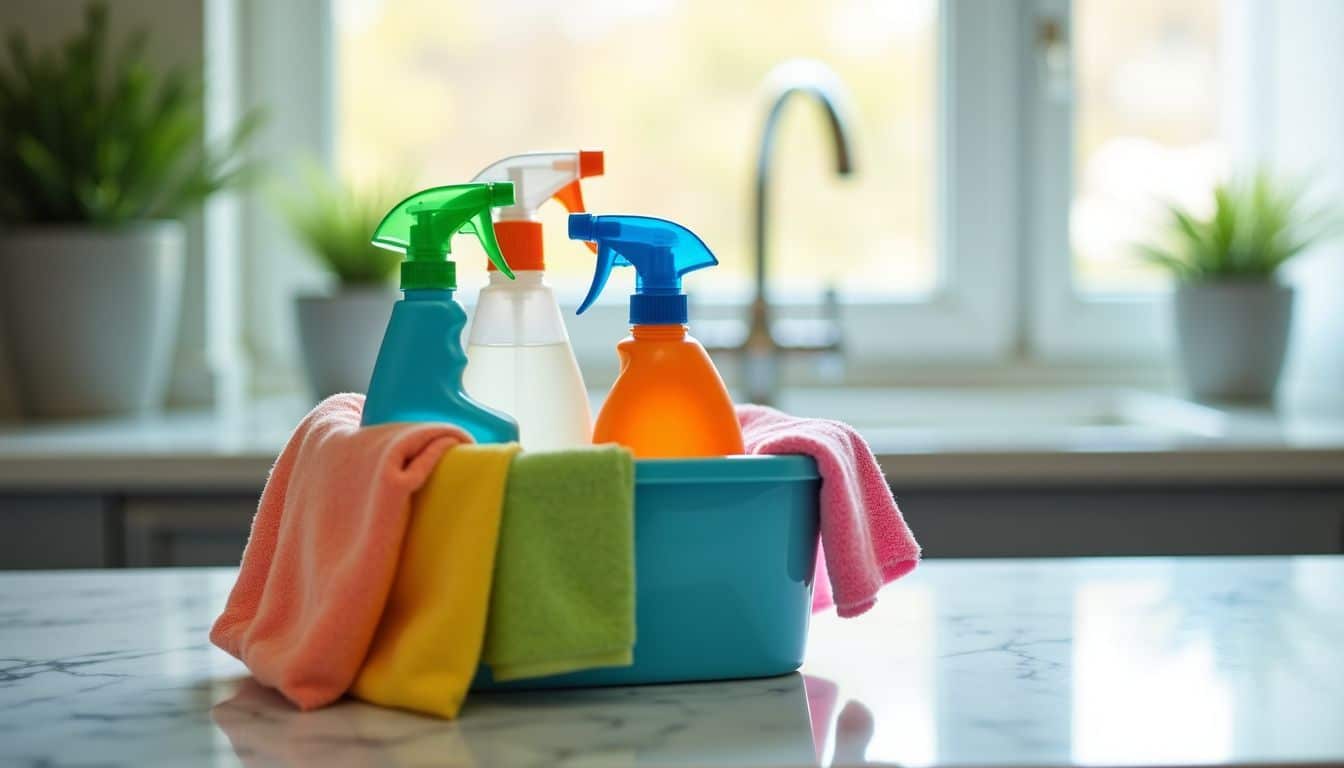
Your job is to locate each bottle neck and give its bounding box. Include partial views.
[489,270,545,287]
[631,324,688,341]
[403,288,454,301]
[628,292,688,325]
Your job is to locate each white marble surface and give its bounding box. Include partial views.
[1,556,1342,767]
[1,389,1342,491]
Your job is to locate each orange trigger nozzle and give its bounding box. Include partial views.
[552,180,599,253]
[578,149,604,178]
[553,179,585,214]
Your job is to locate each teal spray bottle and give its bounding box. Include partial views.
[361,182,519,443]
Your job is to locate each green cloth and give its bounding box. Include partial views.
[482,446,636,682]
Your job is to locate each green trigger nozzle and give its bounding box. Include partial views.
[372,182,516,290]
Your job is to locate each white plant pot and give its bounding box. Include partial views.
[294,287,396,401]
[1174,280,1294,403]
[0,223,184,419]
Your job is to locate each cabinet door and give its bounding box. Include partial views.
[123,497,257,567]
[899,486,1344,557]
[0,495,112,569]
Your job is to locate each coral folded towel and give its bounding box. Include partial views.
[737,405,919,618]
[210,393,472,711]
[351,443,520,718]
[482,446,636,682]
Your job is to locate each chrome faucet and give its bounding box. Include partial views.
[706,59,856,407]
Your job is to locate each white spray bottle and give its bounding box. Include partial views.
[463,150,604,450]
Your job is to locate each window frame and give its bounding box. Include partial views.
[236,0,335,396]
[1022,0,1260,363]
[1024,0,1168,362]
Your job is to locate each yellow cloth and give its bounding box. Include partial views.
[350,442,520,719]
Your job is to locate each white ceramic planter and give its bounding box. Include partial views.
[294,287,397,400]
[1174,280,1294,402]
[0,223,184,419]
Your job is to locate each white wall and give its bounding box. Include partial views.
[1271,0,1344,409]
[0,0,216,419]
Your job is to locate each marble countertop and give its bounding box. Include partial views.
[1,556,1342,767]
[1,389,1342,491]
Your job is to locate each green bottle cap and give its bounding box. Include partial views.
[371,182,516,290]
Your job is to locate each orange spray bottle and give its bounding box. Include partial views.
[569,213,745,458]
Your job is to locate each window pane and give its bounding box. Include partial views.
[336,0,937,302]
[1072,0,1225,293]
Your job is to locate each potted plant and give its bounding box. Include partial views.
[0,3,259,419]
[279,169,402,400]
[1141,171,1338,402]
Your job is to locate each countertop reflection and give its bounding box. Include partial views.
[1,556,1341,767]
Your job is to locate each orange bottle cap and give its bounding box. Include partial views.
[490,220,545,271]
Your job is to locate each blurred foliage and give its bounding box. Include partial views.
[278,165,403,286]
[0,2,262,226]
[1139,170,1341,282]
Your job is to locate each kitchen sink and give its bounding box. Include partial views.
[772,388,1230,450]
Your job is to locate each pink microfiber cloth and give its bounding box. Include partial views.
[210,393,471,710]
[738,404,919,618]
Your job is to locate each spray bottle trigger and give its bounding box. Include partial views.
[577,241,634,315]
[461,208,515,279]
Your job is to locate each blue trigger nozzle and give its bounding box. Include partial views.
[568,213,719,325]
[568,213,596,241]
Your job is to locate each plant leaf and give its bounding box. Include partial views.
[0,1,261,225]
[1135,167,1342,282]
[276,162,406,285]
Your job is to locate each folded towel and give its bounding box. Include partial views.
[737,404,919,618]
[350,442,519,718]
[482,446,636,682]
[210,393,471,710]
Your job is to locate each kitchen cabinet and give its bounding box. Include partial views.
[0,495,113,568]
[0,494,255,568]
[2,483,1342,568]
[900,484,1344,557]
[122,496,256,567]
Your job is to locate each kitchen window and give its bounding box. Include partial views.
[337,0,939,303]
[233,0,1251,392]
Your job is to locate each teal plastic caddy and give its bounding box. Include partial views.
[473,454,821,690]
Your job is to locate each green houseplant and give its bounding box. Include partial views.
[279,168,402,399]
[1141,171,1338,401]
[0,3,260,419]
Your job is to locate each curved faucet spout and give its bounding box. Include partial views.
[754,59,857,299]
[704,60,857,406]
